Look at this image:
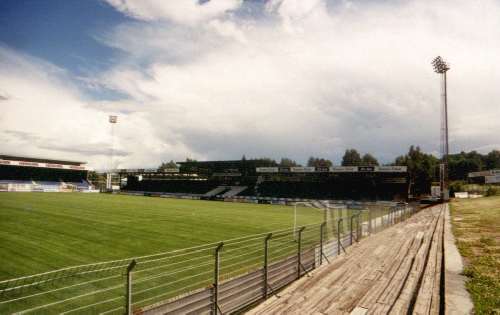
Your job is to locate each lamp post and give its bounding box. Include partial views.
[107,115,118,191]
[431,56,450,201]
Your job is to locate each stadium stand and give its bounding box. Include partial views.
[204,186,229,197]
[124,178,219,195]
[0,155,93,192]
[257,179,406,200]
[221,186,247,197]
[64,180,92,190]
[120,160,409,201]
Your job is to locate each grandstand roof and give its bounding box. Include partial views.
[177,160,275,168]
[0,155,86,166]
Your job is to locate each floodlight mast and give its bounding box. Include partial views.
[431,56,450,201]
[107,115,118,191]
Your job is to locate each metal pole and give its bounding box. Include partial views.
[356,214,360,242]
[320,222,325,265]
[433,56,450,201]
[264,233,272,299]
[368,209,372,235]
[443,71,449,200]
[337,218,343,256]
[213,242,223,315]
[294,203,297,240]
[125,260,136,315]
[297,227,305,279]
[323,206,327,227]
[350,215,355,245]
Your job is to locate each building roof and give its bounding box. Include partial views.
[0,155,86,166]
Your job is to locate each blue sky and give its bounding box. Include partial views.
[0,0,131,100]
[0,0,123,75]
[1,0,499,169]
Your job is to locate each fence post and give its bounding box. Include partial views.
[297,227,305,279]
[337,218,343,256]
[125,260,136,315]
[350,215,355,245]
[368,209,372,235]
[213,242,224,315]
[356,214,360,242]
[320,222,326,265]
[264,233,272,299]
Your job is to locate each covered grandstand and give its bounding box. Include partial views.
[121,160,409,201]
[0,155,93,192]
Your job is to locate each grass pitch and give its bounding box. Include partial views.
[450,196,500,314]
[0,192,325,281]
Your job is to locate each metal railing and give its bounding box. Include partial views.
[0,203,416,314]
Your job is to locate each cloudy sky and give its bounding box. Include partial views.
[1,0,499,169]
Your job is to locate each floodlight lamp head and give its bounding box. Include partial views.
[432,56,450,73]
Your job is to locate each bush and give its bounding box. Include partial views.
[486,186,499,196]
[450,181,465,195]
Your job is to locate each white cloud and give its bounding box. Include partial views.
[0,47,190,169]
[2,0,500,168]
[104,0,242,25]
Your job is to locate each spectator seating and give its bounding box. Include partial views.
[124,179,220,195]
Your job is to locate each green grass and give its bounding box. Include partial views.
[0,192,328,281]
[450,196,500,314]
[0,192,375,314]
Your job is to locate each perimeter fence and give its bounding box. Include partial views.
[0,203,416,315]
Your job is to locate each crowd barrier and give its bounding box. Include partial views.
[0,203,415,314]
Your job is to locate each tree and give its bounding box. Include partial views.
[279,158,299,167]
[159,160,177,170]
[341,149,362,166]
[246,157,278,166]
[448,152,480,180]
[361,153,379,166]
[485,150,500,169]
[394,145,439,196]
[307,157,333,168]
